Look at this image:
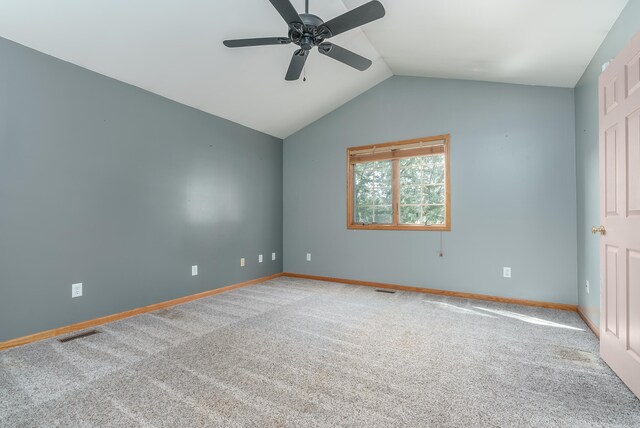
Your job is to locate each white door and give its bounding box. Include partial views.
[598,30,640,399]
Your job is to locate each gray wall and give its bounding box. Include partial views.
[284,76,577,305]
[0,38,283,342]
[575,0,640,327]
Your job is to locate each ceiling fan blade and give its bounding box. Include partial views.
[319,0,385,38]
[285,49,308,81]
[268,0,302,25]
[223,37,291,48]
[318,43,372,71]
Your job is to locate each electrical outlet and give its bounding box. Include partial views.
[72,283,83,298]
[503,267,511,278]
[240,258,245,267]
[586,280,590,294]
[306,253,311,262]
[191,265,198,276]
[272,252,276,261]
[258,254,263,263]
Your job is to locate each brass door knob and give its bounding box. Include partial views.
[592,225,606,235]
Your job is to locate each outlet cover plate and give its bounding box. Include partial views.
[192,265,198,276]
[503,267,511,278]
[72,283,83,298]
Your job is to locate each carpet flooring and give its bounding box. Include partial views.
[1,277,639,427]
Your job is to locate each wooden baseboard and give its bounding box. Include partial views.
[0,272,284,351]
[283,272,578,312]
[577,307,600,338]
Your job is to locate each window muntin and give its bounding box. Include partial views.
[347,135,450,231]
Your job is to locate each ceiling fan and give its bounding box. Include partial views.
[223,0,385,81]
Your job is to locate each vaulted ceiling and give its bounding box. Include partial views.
[0,0,629,138]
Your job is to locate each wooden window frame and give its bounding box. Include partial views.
[347,134,451,231]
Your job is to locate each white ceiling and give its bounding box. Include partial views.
[0,0,629,138]
[351,0,629,87]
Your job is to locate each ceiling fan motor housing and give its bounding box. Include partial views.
[289,14,329,51]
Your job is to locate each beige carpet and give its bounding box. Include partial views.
[1,277,639,427]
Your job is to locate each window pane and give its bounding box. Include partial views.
[400,166,421,187]
[400,157,420,169]
[374,186,392,205]
[374,205,392,224]
[423,154,445,184]
[400,185,422,205]
[425,205,445,225]
[400,205,421,224]
[424,184,445,204]
[353,160,392,224]
[355,206,373,224]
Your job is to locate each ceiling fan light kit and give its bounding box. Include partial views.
[223,0,386,81]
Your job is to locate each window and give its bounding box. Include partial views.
[347,134,450,231]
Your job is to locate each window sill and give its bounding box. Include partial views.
[347,223,451,231]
